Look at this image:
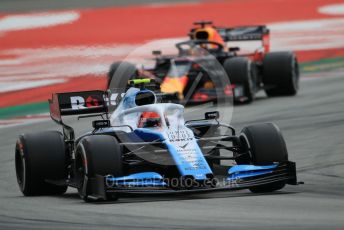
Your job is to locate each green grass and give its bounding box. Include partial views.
[0,101,49,119]
[300,57,344,73]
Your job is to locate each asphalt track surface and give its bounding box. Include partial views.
[1,0,344,229]
[1,69,344,229]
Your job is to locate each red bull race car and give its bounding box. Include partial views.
[108,21,300,104]
[15,79,298,202]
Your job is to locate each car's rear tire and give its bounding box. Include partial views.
[15,131,67,196]
[263,52,299,96]
[75,135,123,202]
[223,57,256,103]
[108,61,137,89]
[239,123,288,193]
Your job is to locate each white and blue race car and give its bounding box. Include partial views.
[15,79,298,202]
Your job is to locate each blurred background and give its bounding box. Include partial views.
[1,0,344,125]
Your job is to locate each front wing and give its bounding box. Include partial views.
[82,161,297,200]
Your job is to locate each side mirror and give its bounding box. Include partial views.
[152,50,162,56]
[205,111,220,120]
[229,47,240,52]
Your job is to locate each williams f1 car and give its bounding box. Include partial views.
[15,79,298,202]
[108,21,300,104]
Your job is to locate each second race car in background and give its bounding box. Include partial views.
[108,21,300,104]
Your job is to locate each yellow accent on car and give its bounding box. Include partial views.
[128,79,152,85]
[160,78,185,100]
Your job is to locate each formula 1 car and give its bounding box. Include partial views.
[15,79,298,202]
[108,49,232,104]
[108,21,299,104]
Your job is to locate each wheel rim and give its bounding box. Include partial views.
[248,74,255,97]
[246,62,255,101]
[75,153,85,190]
[15,143,26,191]
[291,58,300,91]
[236,133,253,164]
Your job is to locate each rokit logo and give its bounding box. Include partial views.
[69,93,125,110]
[70,95,102,110]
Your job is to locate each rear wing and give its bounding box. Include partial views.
[49,78,176,125]
[49,90,107,123]
[216,25,269,41]
[217,25,270,52]
[189,24,270,53]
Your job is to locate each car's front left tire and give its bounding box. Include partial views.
[75,135,123,202]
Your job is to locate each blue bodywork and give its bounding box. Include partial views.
[227,164,278,181]
[96,126,213,181]
[134,128,213,180]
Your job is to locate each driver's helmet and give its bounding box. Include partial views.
[192,26,226,49]
[138,111,161,128]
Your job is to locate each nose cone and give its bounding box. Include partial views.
[160,76,188,99]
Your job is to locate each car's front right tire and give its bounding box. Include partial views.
[107,61,137,89]
[15,131,67,196]
[238,123,289,193]
[223,57,256,103]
